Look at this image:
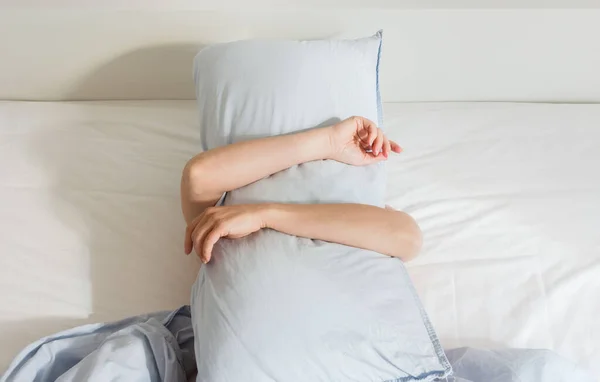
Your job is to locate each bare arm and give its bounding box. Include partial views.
[264,203,422,261]
[185,203,422,263]
[181,116,401,225]
[182,116,415,262]
[181,128,332,225]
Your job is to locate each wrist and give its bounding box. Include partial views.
[321,125,337,160]
[259,203,285,229]
[298,126,335,161]
[258,203,275,229]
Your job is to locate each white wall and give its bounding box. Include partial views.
[1,9,599,102]
[3,0,600,9]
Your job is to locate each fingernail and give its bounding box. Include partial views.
[374,150,379,155]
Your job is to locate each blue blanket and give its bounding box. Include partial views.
[1,307,196,382]
[1,307,593,382]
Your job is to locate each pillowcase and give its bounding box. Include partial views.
[191,32,452,382]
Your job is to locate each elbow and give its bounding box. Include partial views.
[182,156,212,198]
[389,212,423,262]
[403,224,423,262]
[182,160,198,192]
[183,155,206,179]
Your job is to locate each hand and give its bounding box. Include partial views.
[327,116,402,166]
[184,205,268,263]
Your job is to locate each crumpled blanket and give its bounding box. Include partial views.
[1,306,594,382]
[1,306,196,382]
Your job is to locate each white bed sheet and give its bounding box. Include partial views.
[0,101,598,375]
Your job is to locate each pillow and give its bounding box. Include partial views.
[191,32,452,382]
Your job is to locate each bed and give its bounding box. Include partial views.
[0,100,598,375]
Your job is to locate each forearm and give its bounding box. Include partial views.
[181,128,331,224]
[262,203,422,262]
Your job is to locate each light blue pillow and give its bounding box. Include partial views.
[192,32,452,382]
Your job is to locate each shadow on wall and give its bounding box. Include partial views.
[1,44,204,373]
[69,44,203,100]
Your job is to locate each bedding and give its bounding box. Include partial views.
[1,307,195,382]
[0,101,598,377]
[445,347,593,381]
[1,312,593,382]
[191,33,450,382]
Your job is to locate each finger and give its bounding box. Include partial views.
[357,126,369,143]
[383,136,391,159]
[192,216,214,262]
[184,225,193,255]
[184,214,205,254]
[390,140,403,153]
[203,225,226,263]
[359,118,378,147]
[372,129,384,156]
[366,125,378,147]
[358,116,378,130]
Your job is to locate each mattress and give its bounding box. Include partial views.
[0,101,598,375]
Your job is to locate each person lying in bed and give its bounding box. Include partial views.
[179,117,596,382]
[180,115,421,263]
